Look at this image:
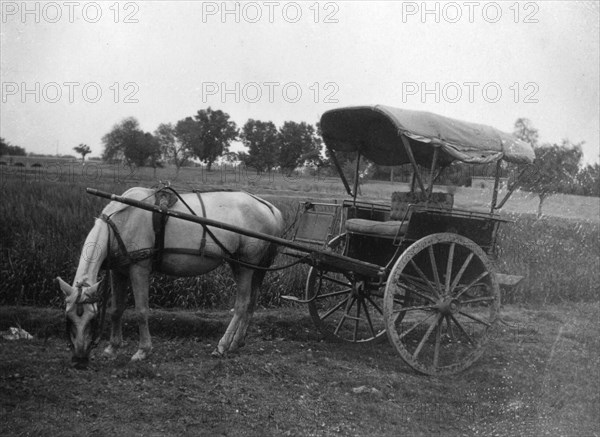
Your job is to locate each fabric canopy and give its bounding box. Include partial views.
[320,105,535,166]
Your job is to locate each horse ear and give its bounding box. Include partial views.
[85,281,102,301]
[56,277,73,298]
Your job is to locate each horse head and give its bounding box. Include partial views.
[57,277,102,369]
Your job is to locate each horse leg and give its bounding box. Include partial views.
[214,266,256,356]
[103,270,128,358]
[129,263,153,361]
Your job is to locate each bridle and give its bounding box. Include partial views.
[65,279,111,350]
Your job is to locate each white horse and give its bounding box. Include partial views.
[57,187,283,369]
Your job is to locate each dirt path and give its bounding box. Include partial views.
[1,304,598,436]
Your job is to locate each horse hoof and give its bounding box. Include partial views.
[103,345,118,359]
[211,348,225,358]
[131,350,149,361]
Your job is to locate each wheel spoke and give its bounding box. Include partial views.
[428,246,442,295]
[398,312,436,340]
[334,296,356,336]
[392,304,435,314]
[433,317,442,368]
[353,299,362,341]
[366,295,383,315]
[445,243,455,294]
[413,314,441,360]
[445,315,455,341]
[400,275,437,303]
[320,295,350,321]
[455,272,490,299]
[408,260,441,299]
[362,299,378,339]
[449,253,474,294]
[313,288,352,300]
[457,310,492,327]
[449,314,476,346]
[460,296,496,305]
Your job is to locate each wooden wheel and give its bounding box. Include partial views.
[306,235,387,343]
[383,233,500,375]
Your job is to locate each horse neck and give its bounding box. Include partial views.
[73,219,109,286]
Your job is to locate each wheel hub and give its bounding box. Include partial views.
[436,298,460,315]
[352,281,366,298]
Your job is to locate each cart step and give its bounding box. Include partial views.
[496,273,524,287]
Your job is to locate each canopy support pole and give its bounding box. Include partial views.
[400,134,427,197]
[352,151,361,203]
[427,146,439,201]
[495,164,534,210]
[490,160,502,213]
[327,146,353,196]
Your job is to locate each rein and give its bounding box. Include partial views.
[92,278,110,348]
[65,277,111,350]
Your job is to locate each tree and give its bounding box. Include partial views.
[155,123,191,175]
[575,163,600,197]
[513,118,539,148]
[101,117,160,167]
[277,121,321,175]
[73,144,91,163]
[124,131,161,168]
[0,137,8,156]
[101,117,141,162]
[190,107,238,171]
[174,117,201,159]
[0,138,26,156]
[520,140,583,217]
[239,119,279,173]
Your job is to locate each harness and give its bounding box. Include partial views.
[65,277,111,351]
[151,188,179,271]
[99,186,307,274]
[99,186,236,271]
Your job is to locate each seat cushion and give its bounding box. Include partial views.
[345,218,407,238]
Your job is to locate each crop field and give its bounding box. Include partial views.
[1,164,599,435]
[1,164,598,307]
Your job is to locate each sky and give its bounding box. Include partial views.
[1,1,599,164]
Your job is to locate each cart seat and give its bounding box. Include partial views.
[345,218,407,238]
[344,192,453,239]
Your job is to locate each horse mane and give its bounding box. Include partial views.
[101,187,154,217]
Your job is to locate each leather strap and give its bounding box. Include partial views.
[196,192,207,256]
[100,214,132,266]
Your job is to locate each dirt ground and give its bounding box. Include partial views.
[1,303,598,437]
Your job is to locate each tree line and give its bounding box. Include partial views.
[100,107,322,177]
[0,138,26,157]
[512,118,599,216]
[2,109,598,212]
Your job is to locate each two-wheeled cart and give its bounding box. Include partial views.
[89,105,534,375]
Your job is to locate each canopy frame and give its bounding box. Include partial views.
[321,105,536,210]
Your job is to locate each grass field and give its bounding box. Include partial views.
[1,164,598,307]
